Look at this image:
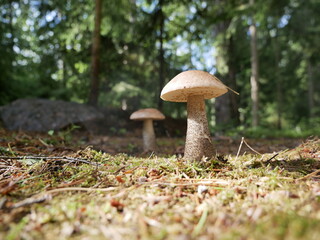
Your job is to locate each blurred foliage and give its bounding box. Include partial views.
[0,0,319,135]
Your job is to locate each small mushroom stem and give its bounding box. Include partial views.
[142,119,156,151]
[184,95,214,161]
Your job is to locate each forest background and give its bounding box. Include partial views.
[0,0,319,137]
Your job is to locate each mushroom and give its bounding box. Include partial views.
[160,70,228,161]
[130,108,165,152]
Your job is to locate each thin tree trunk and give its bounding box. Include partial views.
[9,1,15,52]
[7,0,15,84]
[157,0,165,110]
[211,0,240,130]
[307,59,314,118]
[273,30,282,129]
[249,0,259,127]
[227,36,240,125]
[88,0,102,106]
[215,93,231,128]
[214,28,239,129]
[214,21,231,129]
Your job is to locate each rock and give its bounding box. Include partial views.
[0,98,104,132]
[81,107,132,135]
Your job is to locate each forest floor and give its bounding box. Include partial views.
[0,127,320,240]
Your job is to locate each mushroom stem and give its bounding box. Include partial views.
[142,119,156,151]
[184,95,214,161]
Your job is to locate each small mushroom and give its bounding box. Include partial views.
[160,70,228,161]
[130,108,165,152]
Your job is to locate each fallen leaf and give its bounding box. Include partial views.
[116,175,125,183]
[110,199,125,212]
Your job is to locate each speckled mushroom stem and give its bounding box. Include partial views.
[184,95,214,161]
[142,119,156,151]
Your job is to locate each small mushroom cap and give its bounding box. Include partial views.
[130,108,165,121]
[160,70,228,102]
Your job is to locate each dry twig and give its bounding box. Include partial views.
[236,137,245,160]
[0,155,100,166]
[9,195,50,209]
[296,169,320,181]
[235,137,261,160]
[243,138,262,155]
[32,186,119,198]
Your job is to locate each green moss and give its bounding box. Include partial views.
[1,131,320,240]
[5,217,28,240]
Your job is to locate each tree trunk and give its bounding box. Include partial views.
[227,36,240,125]
[215,90,231,127]
[157,0,165,110]
[214,24,239,130]
[249,0,259,127]
[214,20,231,129]
[307,59,314,119]
[273,30,282,129]
[88,0,102,106]
[9,1,15,53]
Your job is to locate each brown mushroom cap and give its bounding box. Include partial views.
[160,70,228,102]
[130,108,165,121]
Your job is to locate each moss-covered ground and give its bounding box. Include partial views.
[0,128,319,240]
